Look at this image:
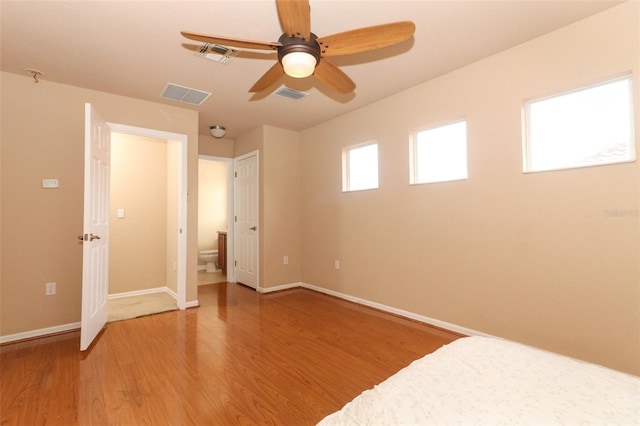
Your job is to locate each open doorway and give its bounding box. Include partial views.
[107,125,188,321]
[80,105,188,349]
[198,155,234,288]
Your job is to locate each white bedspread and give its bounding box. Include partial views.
[318,336,640,425]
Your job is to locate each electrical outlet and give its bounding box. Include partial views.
[335,260,340,270]
[45,282,56,295]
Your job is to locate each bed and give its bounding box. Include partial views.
[318,336,640,425]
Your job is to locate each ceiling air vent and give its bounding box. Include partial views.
[274,87,307,101]
[196,43,239,64]
[161,83,211,106]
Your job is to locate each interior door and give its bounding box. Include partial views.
[80,103,111,351]
[234,153,258,289]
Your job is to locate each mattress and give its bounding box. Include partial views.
[318,336,640,425]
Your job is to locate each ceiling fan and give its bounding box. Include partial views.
[181,0,415,94]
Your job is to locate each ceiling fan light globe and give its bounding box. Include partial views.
[282,52,317,78]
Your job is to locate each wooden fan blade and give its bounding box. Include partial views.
[249,62,285,93]
[181,31,280,51]
[313,58,355,94]
[317,21,415,57]
[276,0,311,40]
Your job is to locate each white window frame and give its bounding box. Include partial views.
[410,119,468,185]
[523,74,635,173]
[342,141,379,192]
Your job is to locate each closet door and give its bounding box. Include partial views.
[234,152,258,289]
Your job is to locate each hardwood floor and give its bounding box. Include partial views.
[1,283,462,425]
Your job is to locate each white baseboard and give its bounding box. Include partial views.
[184,299,200,309]
[0,322,81,344]
[2,287,194,344]
[165,287,178,300]
[109,286,177,301]
[112,286,191,308]
[258,282,302,293]
[300,282,493,338]
[1,283,489,346]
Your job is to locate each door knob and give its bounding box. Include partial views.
[77,234,101,241]
[249,226,257,231]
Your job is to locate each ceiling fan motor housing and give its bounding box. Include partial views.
[277,32,321,64]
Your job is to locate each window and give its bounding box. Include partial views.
[343,142,378,191]
[410,120,468,184]
[524,75,634,172]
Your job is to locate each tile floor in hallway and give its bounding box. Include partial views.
[198,269,226,286]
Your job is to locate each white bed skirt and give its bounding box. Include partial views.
[318,336,640,425]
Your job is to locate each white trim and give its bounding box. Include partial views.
[259,281,492,337]
[107,123,188,310]
[177,135,188,309]
[108,286,177,300]
[300,282,493,338]
[258,282,302,293]
[184,299,200,308]
[0,322,81,344]
[2,283,489,346]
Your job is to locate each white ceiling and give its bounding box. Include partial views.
[1,0,622,139]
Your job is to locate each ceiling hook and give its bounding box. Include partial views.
[24,68,43,83]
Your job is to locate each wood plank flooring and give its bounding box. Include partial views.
[1,283,462,425]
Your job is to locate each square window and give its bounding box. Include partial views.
[343,143,378,191]
[411,120,468,184]
[524,75,634,172]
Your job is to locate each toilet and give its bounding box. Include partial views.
[198,249,219,273]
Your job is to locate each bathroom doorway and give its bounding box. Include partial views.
[198,155,234,287]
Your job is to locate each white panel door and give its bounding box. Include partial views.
[80,103,110,351]
[234,153,258,289]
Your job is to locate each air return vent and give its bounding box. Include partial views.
[196,43,239,64]
[161,83,211,105]
[274,87,307,101]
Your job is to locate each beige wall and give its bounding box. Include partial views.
[198,133,234,158]
[234,126,262,158]
[300,2,639,374]
[262,126,302,288]
[0,72,199,336]
[198,159,228,256]
[233,125,303,289]
[110,133,169,295]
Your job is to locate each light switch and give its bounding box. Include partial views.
[42,179,59,188]
[117,208,125,218]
